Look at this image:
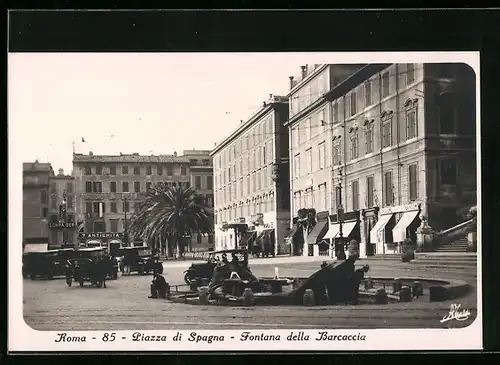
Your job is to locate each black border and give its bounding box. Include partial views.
[5,8,500,360]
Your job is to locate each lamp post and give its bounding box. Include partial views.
[61,190,68,247]
[337,167,346,260]
[123,195,129,247]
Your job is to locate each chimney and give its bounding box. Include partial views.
[89,151,93,156]
[300,65,307,79]
[34,159,39,163]
[289,76,295,89]
[58,168,64,176]
[173,151,177,157]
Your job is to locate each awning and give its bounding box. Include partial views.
[109,239,122,244]
[324,220,358,240]
[86,240,101,246]
[393,210,420,242]
[306,219,329,245]
[255,229,274,242]
[240,231,257,247]
[23,243,48,253]
[285,225,299,242]
[369,214,394,244]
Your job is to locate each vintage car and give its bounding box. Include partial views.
[118,246,163,276]
[65,257,108,288]
[74,247,119,280]
[22,248,77,280]
[183,248,249,284]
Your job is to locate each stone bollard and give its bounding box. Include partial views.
[241,288,254,306]
[198,286,209,305]
[274,267,280,279]
[303,289,315,306]
[189,279,199,292]
[364,279,373,290]
[399,286,412,302]
[375,288,388,304]
[392,280,402,293]
[412,281,423,298]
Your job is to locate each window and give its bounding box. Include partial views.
[333,142,341,166]
[365,125,374,154]
[350,91,357,116]
[66,182,73,193]
[208,234,214,244]
[408,164,418,201]
[122,200,130,213]
[134,181,141,192]
[366,176,374,208]
[67,195,73,209]
[166,165,173,176]
[157,166,163,175]
[146,166,152,175]
[335,186,342,209]
[92,202,100,214]
[41,207,48,218]
[134,166,141,175]
[94,222,106,233]
[95,165,102,175]
[318,142,326,169]
[350,132,359,160]
[382,119,392,148]
[84,166,92,175]
[110,219,119,232]
[306,149,312,174]
[440,159,457,185]
[109,165,116,175]
[50,182,56,193]
[134,202,141,212]
[110,202,117,213]
[364,82,372,107]
[85,202,92,214]
[207,176,213,190]
[352,180,359,211]
[333,102,339,123]
[406,64,415,84]
[40,190,48,204]
[122,165,129,175]
[293,126,300,147]
[317,109,326,132]
[305,118,311,140]
[384,171,394,206]
[262,146,267,165]
[93,182,102,193]
[146,182,152,192]
[110,181,117,193]
[51,196,57,209]
[122,181,129,193]
[382,71,390,97]
[195,176,202,189]
[406,109,418,140]
[293,154,301,178]
[438,92,456,134]
[85,181,92,193]
[181,166,187,175]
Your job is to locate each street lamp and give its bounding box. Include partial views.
[337,167,346,260]
[61,189,68,247]
[123,195,129,247]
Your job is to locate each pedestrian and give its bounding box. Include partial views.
[149,273,169,299]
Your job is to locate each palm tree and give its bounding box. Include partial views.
[129,183,213,258]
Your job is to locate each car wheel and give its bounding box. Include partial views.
[66,276,73,286]
[96,281,103,288]
[30,274,36,280]
[184,272,192,285]
[79,279,84,287]
[138,266,145,275]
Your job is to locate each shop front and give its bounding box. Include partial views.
[369,203,421,255]
[304,211,329,257]
[324,211,361,259]
[78,232,126,251]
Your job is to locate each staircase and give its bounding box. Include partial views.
[434,237,469,253]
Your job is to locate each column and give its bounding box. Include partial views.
[359,212,367,259]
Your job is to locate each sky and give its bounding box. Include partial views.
[9,52,479,174]
[8,53,324,173]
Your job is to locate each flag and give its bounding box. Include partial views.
[77,221,84,232]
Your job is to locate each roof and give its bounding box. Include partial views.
[73,153,191,164]
[23,162,53,172]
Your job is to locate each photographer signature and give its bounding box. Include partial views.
[440,303,471,323]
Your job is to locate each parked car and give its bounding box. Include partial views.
[118,246,163,275]
[183,248,249,284]
[23,249,77,280]
[75,247,118,280]
[65,257,107,288]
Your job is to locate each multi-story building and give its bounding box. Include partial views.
[183,149,215,251]
[285,64,367,256]
[22,161,53,252]
[287,63,477,257]
[72,151,192,250]
[48,168,77,248]
[211,94,290,255]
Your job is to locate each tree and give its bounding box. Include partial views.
[129,183,213,258]
[297,208,317,254]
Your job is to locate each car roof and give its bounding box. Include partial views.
[120,246,148,250]
[78,247,106,252]
[212,249,247,254]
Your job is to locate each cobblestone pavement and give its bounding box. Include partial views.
[23,258,478,331]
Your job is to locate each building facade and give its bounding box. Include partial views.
[72,151,192,249]
[183,149,215,252]
[287,63,477,257]
[48,168,77,248]
[211,95,290,254]
[22,161,53,252]
[285,64,367,256]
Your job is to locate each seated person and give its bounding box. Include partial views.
[149,273,169,299]
[221,253,229,265]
